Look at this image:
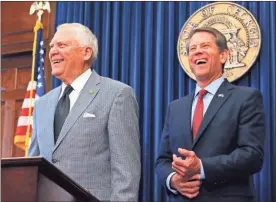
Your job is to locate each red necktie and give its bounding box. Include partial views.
[192,89,208,139]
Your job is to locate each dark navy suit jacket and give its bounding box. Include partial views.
[156,80,265,202]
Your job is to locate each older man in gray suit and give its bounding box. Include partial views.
[28,23,141,201]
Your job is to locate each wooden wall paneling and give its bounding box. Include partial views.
[1,94,26,157]
[1,54,32,157]
[1,2,53,55]
[1,67,16,90]
[1,1,56,157]
[1,102,5,150]
[1,1,55,92]
[2,100,16,157]
[2,53,33,91]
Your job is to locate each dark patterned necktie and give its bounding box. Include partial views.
[192,89,208,139]
[54,85,73,143]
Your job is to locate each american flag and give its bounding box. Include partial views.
[14,21,45,154]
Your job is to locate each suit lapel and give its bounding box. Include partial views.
[181,93,194,150]
[43,86,61,156]
[53,71,101,152]
[173,93,195,151]
[192,80,233,149]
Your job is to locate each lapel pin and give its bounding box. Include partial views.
[89,90,94,95]
[218,94,224,98]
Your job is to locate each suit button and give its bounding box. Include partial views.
[52,159,58,163]
[214,182,217,185]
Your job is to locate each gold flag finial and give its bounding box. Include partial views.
[29,1,51,22]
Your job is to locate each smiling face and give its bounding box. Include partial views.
[49,28,92,84]
[188,31,228,87]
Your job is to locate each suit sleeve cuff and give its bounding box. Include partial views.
[166,172,178,194]
[200,159,206,180]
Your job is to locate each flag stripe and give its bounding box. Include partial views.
[24,89,36,98]
[16,125,33,135]
[22,98,36,108]
[18,108,34,116]
[26,81,37,90]
[17,116,33,126]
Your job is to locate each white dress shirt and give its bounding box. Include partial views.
[59,68,92,111]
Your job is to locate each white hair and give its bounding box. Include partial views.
[57,23,98,65]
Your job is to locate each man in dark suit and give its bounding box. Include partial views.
[155,27,265,202]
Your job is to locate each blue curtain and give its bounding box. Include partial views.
[53,2,276,202]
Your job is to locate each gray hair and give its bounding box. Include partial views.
[186,27,228,54]
[57,23,98,65]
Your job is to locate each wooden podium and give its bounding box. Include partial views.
[1,157,100,202]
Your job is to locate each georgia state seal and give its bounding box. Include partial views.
[177,2,261,82]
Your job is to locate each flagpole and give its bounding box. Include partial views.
[24,2,50,156]
[24,21,42,156]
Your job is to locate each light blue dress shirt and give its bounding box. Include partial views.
[166,76,225,193]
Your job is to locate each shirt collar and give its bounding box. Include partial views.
[61,68,92,94]
[194,76,225,98]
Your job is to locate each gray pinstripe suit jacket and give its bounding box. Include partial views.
[28,70,141,201]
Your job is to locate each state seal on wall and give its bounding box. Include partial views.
[177,2,261,82]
